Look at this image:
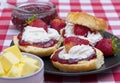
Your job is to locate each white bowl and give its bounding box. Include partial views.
[0,52,44,83]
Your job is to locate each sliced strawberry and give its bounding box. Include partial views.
[50,17,66,33]
[95,38,120,56]
[64,36,89,45]
[29,19,48,32]
[73,24,91,36]
[64,37,89,52]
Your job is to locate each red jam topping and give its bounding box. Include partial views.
[63,24,97,38]
[17,32,58,48]
[11,2,57,31]
[51,48,97,64]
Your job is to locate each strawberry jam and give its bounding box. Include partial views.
[51,48,97,64]
[11,2,57,31]
[17,32,58,48]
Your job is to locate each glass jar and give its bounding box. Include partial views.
[11,2,58,31]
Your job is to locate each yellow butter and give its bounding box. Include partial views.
[7,65,21,77]
[20,56,39,66]
[0,56,3,60]
[0,62,5,76]
[1,74,7,77]
[17,63,24,75]
[0,45,40,78]
[1,72,8,77]
[3,45,23,59]
[21,62,39,76]
[1,52,20,72]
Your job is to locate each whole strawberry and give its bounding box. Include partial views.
[26,14,48,32]
[95,38,120,56]
[29,19,48,32]
[50,17,66,33]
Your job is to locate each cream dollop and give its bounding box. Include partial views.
[58,44,95,60]
[22,26,60,43]
[87,32,103,45]
[64,23,103,45]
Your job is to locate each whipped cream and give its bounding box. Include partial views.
[22,26,60,43]
[64,22,74,37]
[58,44,95,60]
[87,32,103,45]
[64,23,103,45]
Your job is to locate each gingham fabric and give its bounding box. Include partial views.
[0,0,120,83]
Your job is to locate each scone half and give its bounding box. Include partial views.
[61,12,108,46]
[51,46,104,72]
[13,36,61,57]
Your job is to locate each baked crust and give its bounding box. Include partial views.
[66,12,107,31]
[51,47,104,72]
[13,36,61,57]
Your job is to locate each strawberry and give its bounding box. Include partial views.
[25,14,48,32]
[73,24,91,36]
[29,19,48,32]
[64,37,89,52]
[50,17,66,33]
[95,37,120,56]
[64,37,89,45]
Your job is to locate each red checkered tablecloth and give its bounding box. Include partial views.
[0,0,120,83]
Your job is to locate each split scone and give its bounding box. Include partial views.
[51,37,104,72]
[61,12,108,46]
[13,26,61,57]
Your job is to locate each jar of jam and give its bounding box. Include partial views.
[11,2,58,31]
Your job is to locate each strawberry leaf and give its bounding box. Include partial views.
[111,36,120,55]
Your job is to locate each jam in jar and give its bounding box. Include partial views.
[11,2,58,31]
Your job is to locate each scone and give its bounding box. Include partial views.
[51,37,104,72]
[51,46,104,72]
[61,12,108,46]
[13,26,62,57]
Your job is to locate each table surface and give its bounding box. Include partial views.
[0,0,120,83]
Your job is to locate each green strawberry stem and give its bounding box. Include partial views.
[111,36,120,55]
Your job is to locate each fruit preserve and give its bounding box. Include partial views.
[17,31,58,48]
[11,2,58,31]
[51,48,97,64]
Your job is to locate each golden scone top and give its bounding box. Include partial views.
[66,12,108,31]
